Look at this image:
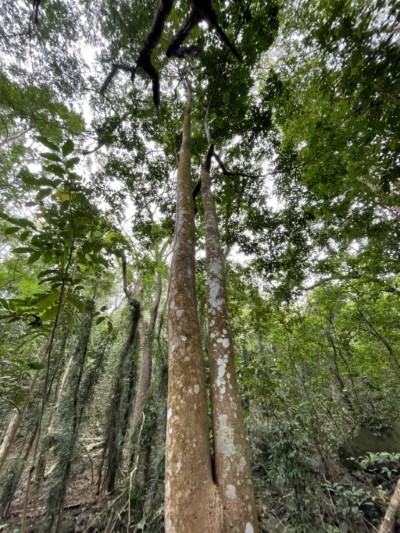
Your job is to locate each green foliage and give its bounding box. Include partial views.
[323,480,378,527]
[42,300,95,533]
[0,137,127,331]
[0,0,399,531]
[359,452,400,480]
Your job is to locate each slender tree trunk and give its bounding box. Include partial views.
[128,272,162,451]
[0,371,39,474]
[201,144,259,533]
[379,477,400,533]
[100,301,140,493]
[41,300,95,533]
[35,331,71,488]
[143,364,168,528]
[165,93,222,532]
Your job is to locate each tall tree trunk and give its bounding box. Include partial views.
[201,144,259,532]
[100,301,140,493]
[41,300,95,533]
[165,92,222,532]
[128,272,162,456]
[143,362,168,530]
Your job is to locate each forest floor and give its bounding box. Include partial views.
[5,468,110,532]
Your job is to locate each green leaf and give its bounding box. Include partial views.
[0,298,10,309]
[40,152,63,163]
[41,306,59,322]
[96,316,106,325]
[13,393,25,406]
[26,361,45,370]
[62,139,74,157]
[67,294,86,313]
[36,188,53,201]
[35,291,60,310]
[27,251,42,264]
[36,177,62,188]
[8,217,35,229]
[36,136,59,152]
[20,230,31,241]
[14,247,33,253]
[4,227,20,235]
[66,157,80,169]
[21,175,41,187]
[38,269,59,279]
[44,164,64,177]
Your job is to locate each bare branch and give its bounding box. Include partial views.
[33,0,41,25]
[213,150,262,179]
[167,0,242,61]
[100,0,174,107]
[100,63,136,95]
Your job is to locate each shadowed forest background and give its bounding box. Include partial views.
[0,0,399,531]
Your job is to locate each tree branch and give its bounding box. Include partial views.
[100,64,136,95]
[167,0,242,61]
[100,0,174,107]
[213,150,262,179]
[121,256,140,311]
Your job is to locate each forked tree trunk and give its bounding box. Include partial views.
[165,92,222,532]
[201,144,259,533]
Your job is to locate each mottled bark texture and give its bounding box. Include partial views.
[201,145,259,533]
[379,477,400,533]
[100,301,140,493]
[41,300,94,533]
[165,95,222,532]
[122,277,163,526]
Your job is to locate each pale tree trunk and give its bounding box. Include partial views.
[0,371,39,474]
[165,92,222,532]
[201,144,259,533]
[379,477,400,533]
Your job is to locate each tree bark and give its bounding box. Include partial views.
[0,371,39,474]
[201,144,259,533]
[100,301,140,493]
[379,477,400,533]
[41,300,95,533]
[165,92,222,532]
[128,272,162,450]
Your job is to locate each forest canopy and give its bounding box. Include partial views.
[0,0,399,531]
